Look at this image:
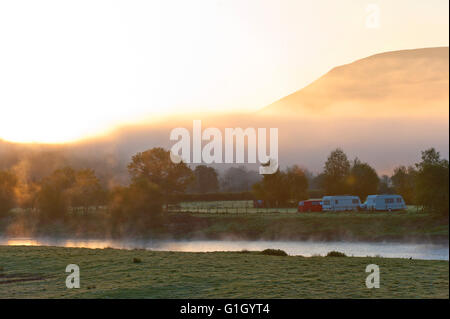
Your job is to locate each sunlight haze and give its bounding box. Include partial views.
[0,0,449,143]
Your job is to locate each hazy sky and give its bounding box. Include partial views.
[0,0,448,143]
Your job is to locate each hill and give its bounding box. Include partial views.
[262,47,449,118]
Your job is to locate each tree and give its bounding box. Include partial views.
[323,148,351,195]
[37,167,76,219]
[285,165,309,203]
[108,177,163,228]
[0,170,17,216]
[378,175,393,194]
[347,158,379,202]
[414,148,449,215]
[15,181,40,212]
[252,166,308,207]
[252,170,289,207]
[70,169,105,214]
[127,148,194,208]
[417,148,441,165]
[220,166,261,192]
[391,165,417,204]
[191,165,219,193]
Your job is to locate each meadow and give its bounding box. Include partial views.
[164,202,448,242]
[1,201,447,242]
[0,245,448,298]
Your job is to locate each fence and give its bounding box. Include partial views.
[167,200,298,214]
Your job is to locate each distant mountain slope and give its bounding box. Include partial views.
[1,48,448,175]
[262,47,449,117]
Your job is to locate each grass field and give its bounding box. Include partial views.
[1,203,447,242]
[166,209,448,242]
[0,246,448,298]
[164,202,448,242]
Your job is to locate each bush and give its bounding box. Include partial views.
[133,257,142,263]
[326,251,347,257]
[260,249,288,256]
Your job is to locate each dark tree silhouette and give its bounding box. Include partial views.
[191,165,219,193]
[415,148,449,215]
[323,148,350,195]
[391,165,417,204]
[127,147,194,208]
[347,158,379,202]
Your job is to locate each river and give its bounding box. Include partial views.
[1,237,448,260]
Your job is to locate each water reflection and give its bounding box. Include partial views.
[1,237,448,261]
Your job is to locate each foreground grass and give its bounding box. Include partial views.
[0,246,448,298]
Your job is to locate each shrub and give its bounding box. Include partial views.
[260,249,288,256]
[326,251,347,257]
[133,257,142,263]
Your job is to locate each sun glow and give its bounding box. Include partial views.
[0,0,448,143]
[0,110,152,144]
[0,116,107,144]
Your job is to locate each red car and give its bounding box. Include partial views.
[298,199,323,212]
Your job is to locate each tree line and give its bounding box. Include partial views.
[253,147,448,215]
[0,147,448,220]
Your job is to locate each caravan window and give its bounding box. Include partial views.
[335,200,339,204]
[323,200,330,205]
[396,198,402,203]
[385,198,394,204]
[352,199,359,204]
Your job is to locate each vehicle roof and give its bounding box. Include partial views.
[366,194,402,198]
[322,195,360,199]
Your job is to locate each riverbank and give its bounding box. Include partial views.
[1,210,448,243]
[0,245,448,298]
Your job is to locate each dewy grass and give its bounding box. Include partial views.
[0,246,448,298]
[2,203,446,243]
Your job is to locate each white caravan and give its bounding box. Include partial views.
[362,194,406,211]
[322,196,361,212]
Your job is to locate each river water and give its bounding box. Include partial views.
[1,237,448,260]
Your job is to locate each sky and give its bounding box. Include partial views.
[0,0,449,143]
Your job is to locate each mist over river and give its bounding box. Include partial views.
[0,237,448,261]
